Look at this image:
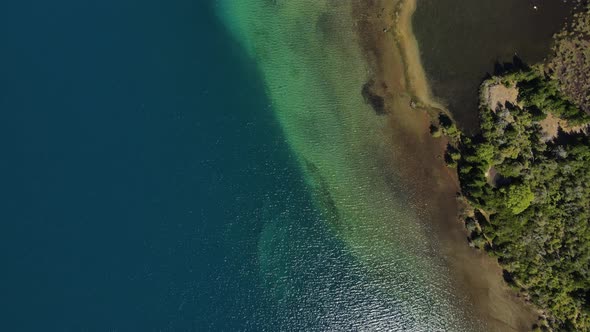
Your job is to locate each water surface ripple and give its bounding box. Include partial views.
[218,1,484,330]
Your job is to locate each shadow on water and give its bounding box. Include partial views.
[493,55,530,76]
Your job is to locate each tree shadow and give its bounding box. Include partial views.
[492,55,530,76]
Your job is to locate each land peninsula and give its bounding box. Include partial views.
[431,4,590,331]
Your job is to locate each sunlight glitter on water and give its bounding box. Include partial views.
[217,1,485,330]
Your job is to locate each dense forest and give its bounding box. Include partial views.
[435,4,590,331]
[549,3,590,114]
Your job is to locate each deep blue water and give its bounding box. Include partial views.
[0,1,500,331]
[0,1,323,330]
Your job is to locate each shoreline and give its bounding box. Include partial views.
[351,1,538,330]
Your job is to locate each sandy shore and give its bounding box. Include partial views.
[351,1,538,331]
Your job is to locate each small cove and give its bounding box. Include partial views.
[413,0,575,131]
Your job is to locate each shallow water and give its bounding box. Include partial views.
[1,0,549,330]
[218,1,486,330]
[414,0,574,131]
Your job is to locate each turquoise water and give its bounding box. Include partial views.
[1,0,489,330]
[217,1,486,331]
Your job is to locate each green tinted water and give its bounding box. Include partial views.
[218,1,486,330]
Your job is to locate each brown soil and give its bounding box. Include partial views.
[538,112,588,141]
[481,83,586,141]
[351,1,538,331]
[484,83,519,112]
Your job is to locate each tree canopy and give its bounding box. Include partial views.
[456,66,590,331]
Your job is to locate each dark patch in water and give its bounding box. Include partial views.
[303,159,342,227]
[361,79,386,115]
